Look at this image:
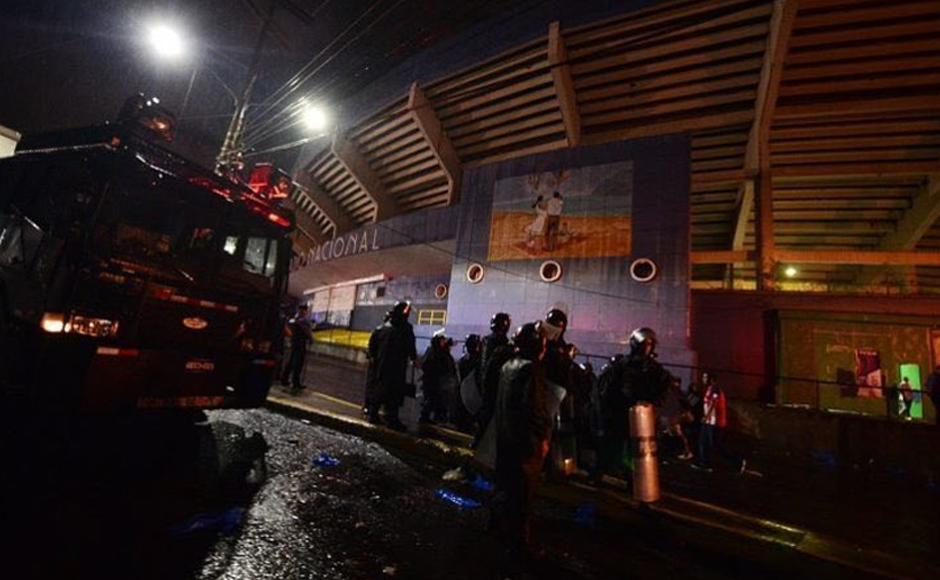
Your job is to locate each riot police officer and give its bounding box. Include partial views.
[280,304,312,394]
[492,322,553,573]
[541,308,579,476]
[419,329,456,425]
[596,327,674,479]
[476,312,513,445]
[365,301,417,431]
[454,334,483,432]
[541,308,572,389]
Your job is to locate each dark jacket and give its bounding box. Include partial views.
[421,343,456,391]
[543,338,573,389]
[481,332,510,379]
[457,352,482,386]
[287,316,312,349]
[367,318,417,395]
[621,353,673,407]
[481,331,513,410]
[494,357,553,462]
[601,353,673,436]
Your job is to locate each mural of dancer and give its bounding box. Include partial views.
[489,162,632,261]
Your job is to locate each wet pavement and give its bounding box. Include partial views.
[290,352,940,573]
[0,403,890,579]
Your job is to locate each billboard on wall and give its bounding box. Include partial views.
[487,161,633,262]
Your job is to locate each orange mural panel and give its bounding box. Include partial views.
[487,162,632,262]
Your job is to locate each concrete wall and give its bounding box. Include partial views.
[692,290,940,401]
[695,289,940,483]
[444,135,694,380]
[728,400,940,486]
[352,274,450,332]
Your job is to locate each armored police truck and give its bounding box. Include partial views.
[0,96,294,413]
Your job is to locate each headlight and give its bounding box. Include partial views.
[40,313,66,333]
[41,312,119,338]
[65,315,120,338]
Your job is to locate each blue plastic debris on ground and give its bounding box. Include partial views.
[169,507,246,537]
[926,478,940,494]
[471,474,494,492]
[574,503,596,528]
[312,452,340,467]
[886,465,908,480]
[436,489,482,509]
[810,449,838,470]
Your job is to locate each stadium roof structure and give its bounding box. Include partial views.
[285,0,940,294]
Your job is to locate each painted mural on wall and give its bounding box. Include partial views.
[853,349,884,398]
[487,161,633,261]
[778,311,936,422]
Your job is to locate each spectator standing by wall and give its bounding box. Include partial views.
[683,373,706,455]
[899,376,915,420]
[661,377,693,460]
[695,373,745,474]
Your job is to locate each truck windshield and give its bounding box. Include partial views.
[92,169,287,292]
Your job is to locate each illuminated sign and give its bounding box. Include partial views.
[182,317,209,330]
[305,227,381,264]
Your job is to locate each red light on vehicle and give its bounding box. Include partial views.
[187,176,233,200]
[267,212,291,228]
[96,347,139,357]
[247,163,273,194]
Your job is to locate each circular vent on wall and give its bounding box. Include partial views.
[434,283,449,299]
[466,263,485,284]
[629,258,657,283]
[539,260,563,283]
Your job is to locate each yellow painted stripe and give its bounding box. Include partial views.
[310,390,361,410]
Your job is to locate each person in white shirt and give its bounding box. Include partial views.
[545,191,564,251]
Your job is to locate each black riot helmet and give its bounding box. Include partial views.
[490,312,511,333]
[388,300,412,324]
[432,328,453,349]
[464,333,482,354]
[628,327,657,357]
[512,323,547,361]
[542,308,568,342]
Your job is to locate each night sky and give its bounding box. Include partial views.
[0,0,549,166]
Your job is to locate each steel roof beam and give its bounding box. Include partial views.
[548,21,581,148]
[408,82,462,205]
[331,133,401,222]
[293,172,356,235]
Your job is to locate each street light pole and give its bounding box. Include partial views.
[216,0,278,175]
[179,67,198,119]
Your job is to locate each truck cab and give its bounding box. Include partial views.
[0,97,295,413]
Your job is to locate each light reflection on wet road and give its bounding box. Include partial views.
[0,408,880,579]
